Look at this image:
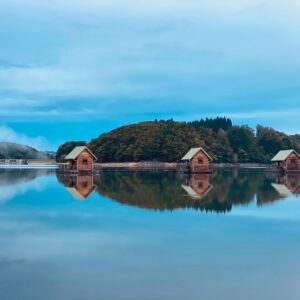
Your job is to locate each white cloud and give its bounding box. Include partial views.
[0,126,50,150]
[0,0,300,134]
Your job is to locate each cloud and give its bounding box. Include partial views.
[0,126,50,150]
[0,0,299,135]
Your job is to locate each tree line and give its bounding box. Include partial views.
[56,117,300,163]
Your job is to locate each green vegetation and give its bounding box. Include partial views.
[56,117,300,163]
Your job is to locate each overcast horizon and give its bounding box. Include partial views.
[1,0,300,150]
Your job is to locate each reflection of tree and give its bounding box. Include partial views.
[93,170,300,213]
[94,172,232,212]
[55,169,300,212]
[0,169,52,186]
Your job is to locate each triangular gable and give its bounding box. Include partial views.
[271,149,300,162]
[65,146,97,160]
[181,184,213,199]
[181,147,213,161]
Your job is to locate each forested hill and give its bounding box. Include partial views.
[56,118,300,163]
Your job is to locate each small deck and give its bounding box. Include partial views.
[177,162,212,174]
[266,163,300,174]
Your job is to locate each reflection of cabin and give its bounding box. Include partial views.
[65,175,95,200]
[64,146,97,173]
[181,174,213,199]
[271,174,300,197]
[271,150,300,173]
[180,147,213,174]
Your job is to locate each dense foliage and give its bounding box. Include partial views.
[89,120,202,162]
[56,118,300,163]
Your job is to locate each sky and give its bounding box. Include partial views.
[0,0,300,150]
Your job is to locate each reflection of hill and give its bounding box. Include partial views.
[94,170,299,213]
[94,172,207,211]
[56,169,300,212]
[0,169,53,203]
[94,172,231,212]
[0,169,52,186]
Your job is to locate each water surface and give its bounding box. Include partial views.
[0,169,300,300]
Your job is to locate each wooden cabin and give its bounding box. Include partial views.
[64,146,97,173]
[180,147,213,174]
[271,149,300,173]
[181,174,213,199]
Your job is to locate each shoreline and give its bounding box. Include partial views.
[0,161,273,171]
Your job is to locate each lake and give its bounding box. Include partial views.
[0,168,300,300]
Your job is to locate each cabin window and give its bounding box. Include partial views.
[82,181,88,188]
[198,182,203,188]
[82,159,88,165]
[198,158,203,164]
[291,159,296,164]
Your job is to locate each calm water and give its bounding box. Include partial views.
[1,169,300,300]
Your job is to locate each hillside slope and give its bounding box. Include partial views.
[0,142,51,160]
[56,118,300,163]
[89,121,202,162]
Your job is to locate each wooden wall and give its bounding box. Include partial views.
[76,175,94,198]
[285,152,300,171]
[188,174,211,195]
[191,150,210,173]
[76,150,95,172]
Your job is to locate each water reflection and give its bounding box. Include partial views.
[56,173,95,200]
[181,174,213,199]
[271,174,300,197]
[0,169,52,203]
[56,170,300,213]
[1,169,300,300]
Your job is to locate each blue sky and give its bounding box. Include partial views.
[0,0,300,150]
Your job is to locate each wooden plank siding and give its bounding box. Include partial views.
[188,174,211,195]
[75,149,95,172]
[190,150,211,173]
[75,175,95,198]
[276,152,300,173]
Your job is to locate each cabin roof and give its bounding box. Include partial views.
[65,186,95,200]
[65,146,97,160]
[271,183,294,197]
[181,184,213,199]
[181,147,213,161]
[66,187,87,200]
[271,149,300,162]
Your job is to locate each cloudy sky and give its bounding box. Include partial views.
[0,0,300,150]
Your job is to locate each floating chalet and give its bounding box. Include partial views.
[64,146,97,173]
[180,147,213,174]
[271,149,300,173]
